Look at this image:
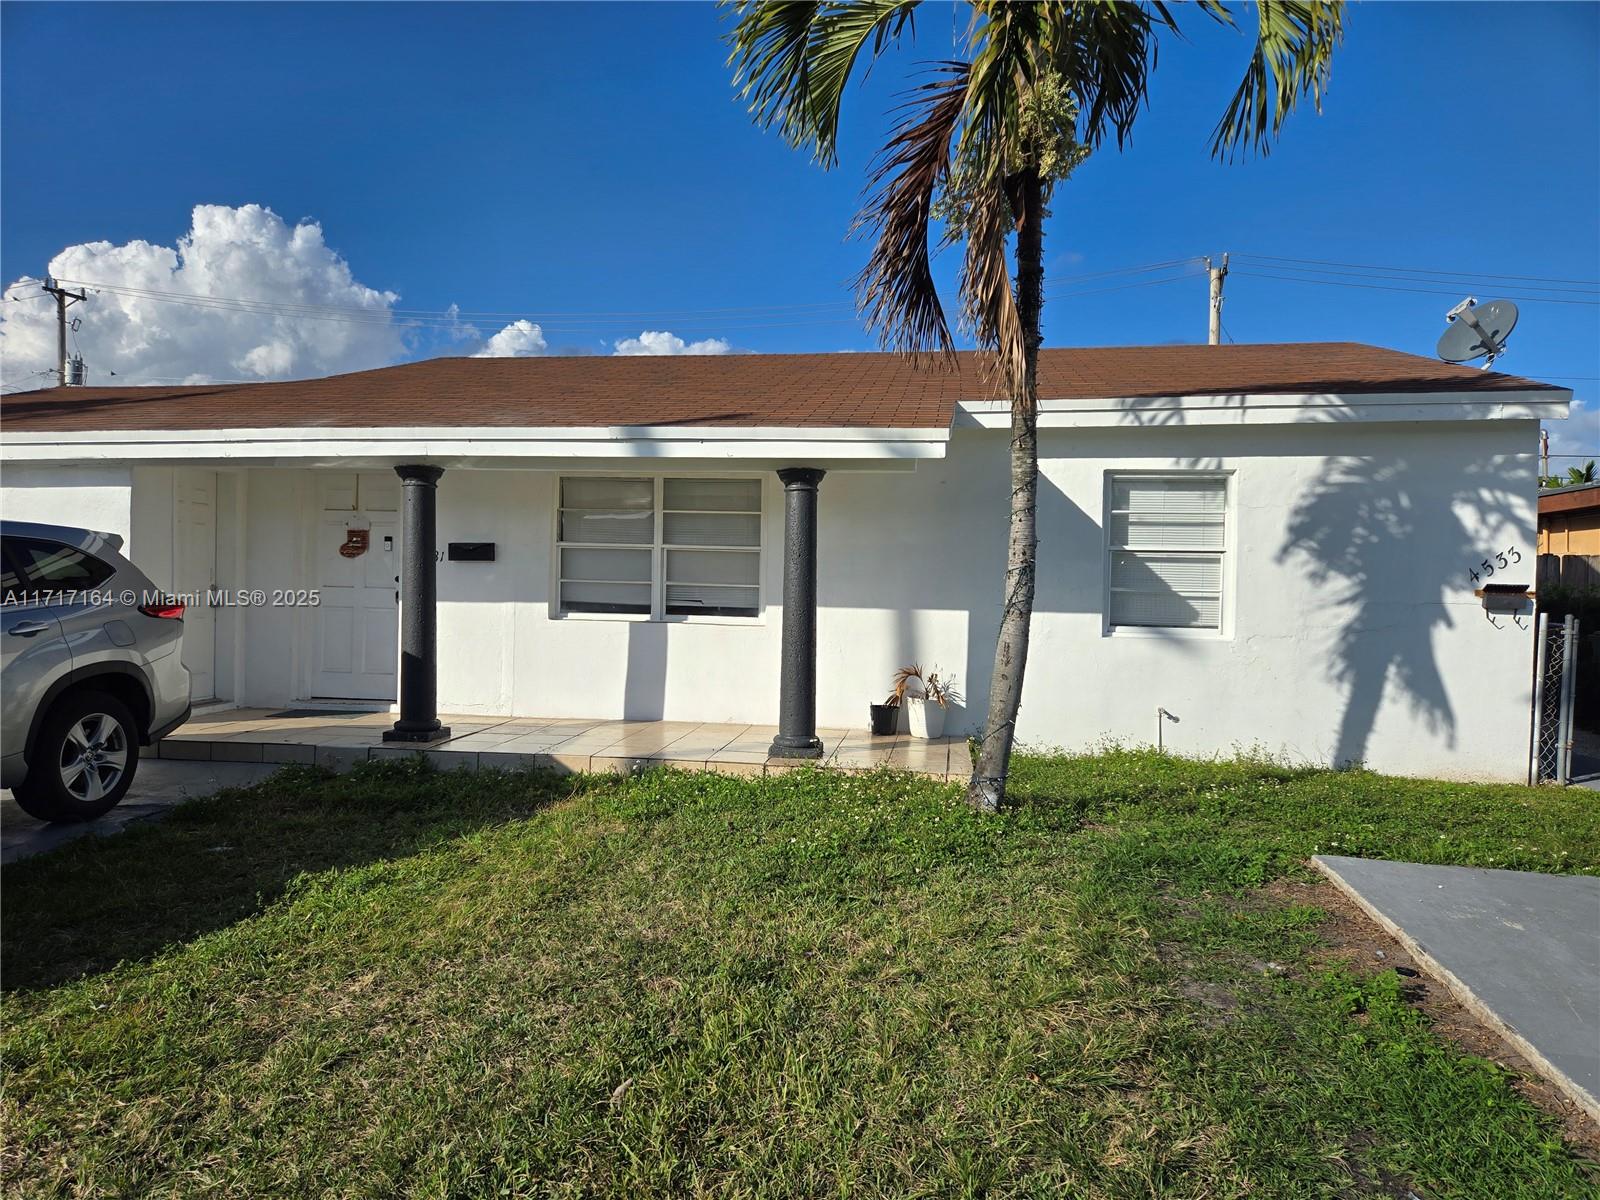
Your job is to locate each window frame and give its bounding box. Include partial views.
[1101,470,1235,640]
[551,473,767,624]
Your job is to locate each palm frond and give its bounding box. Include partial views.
[853,64,969,362]
[957,1,1042,169]
[1042,1,1174,150]
[726,0,921,168]
[957,166,1024,396]
[1203,0,1345,159]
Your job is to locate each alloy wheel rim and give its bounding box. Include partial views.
[58,713,128,802]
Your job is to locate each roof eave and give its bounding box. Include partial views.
[957,388,1571,429]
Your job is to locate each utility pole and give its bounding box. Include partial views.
[40,275,87,385]
[1206,253,1229,345]
[1540,428,1550,482]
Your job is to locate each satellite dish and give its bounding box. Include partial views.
[1437,297,1519,369]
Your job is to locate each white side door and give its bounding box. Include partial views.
[311,472,399,700]
[173,470,217,701]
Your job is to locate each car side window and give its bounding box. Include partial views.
[7,538,116,594]
[0,540,22,605]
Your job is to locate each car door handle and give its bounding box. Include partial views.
[5,620,51,637]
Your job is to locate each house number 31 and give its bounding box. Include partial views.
[1468,546,1521,585]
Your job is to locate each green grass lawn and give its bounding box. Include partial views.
[4,751,1598,1198]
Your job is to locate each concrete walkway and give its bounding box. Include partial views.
[1314,854,1600,1123]
[157,708,971,780]
[2,760,281,865]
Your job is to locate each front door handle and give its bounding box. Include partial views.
[6,620,51,637]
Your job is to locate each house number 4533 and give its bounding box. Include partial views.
[1468,547,1521,585]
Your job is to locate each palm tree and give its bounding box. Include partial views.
[1542,461,1598,488]
[729,1,1344,811]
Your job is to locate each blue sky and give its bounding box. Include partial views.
[2,1,1596,456]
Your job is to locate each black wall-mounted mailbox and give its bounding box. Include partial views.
[1475,582,1531,613]
[447,542,496,563]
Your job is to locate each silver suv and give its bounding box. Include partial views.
[1,522,191,822]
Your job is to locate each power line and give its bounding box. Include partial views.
[57,278,860,322]
[1231,269,1600,307]
[43,286,865,334]
[59,289,846,331]
[1048,257,1203,286]
[1234,253,1600,288]
[1045,270,1205,301]
[1232,258,1598,298]
[31,258,1205,338]
[50,257,1200,327]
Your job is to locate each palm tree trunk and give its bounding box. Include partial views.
[967,168,1044,813]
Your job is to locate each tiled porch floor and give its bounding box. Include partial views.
[159,708,972,781]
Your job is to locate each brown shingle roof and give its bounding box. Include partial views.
[0,342,1563,434]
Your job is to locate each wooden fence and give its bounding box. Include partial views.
[1538,553,1600,590]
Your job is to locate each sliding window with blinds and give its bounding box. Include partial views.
[557,477,762,619]
[1106,474,1229,631]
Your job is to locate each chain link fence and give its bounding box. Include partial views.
[1531,613,1580,785]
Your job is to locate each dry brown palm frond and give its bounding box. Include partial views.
[958,165,1024,402]
[889,663,925,703]
[852,64,969,366]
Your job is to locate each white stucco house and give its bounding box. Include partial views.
[0,342,1571,781]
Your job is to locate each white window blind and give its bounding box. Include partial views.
[558,478,653,614]
[1107,475,1227,630]
[663,478,760,617]
[558,477,761,618]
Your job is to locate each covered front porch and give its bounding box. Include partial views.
[1,413,959,760]
[157,707,972,781]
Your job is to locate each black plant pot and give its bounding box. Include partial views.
[868,703,899,736]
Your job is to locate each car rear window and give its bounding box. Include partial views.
[3,537,117,599]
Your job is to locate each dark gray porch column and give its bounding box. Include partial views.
[384,464,451,743]
[769,467,826,758]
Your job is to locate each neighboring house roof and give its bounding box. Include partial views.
[0,341,1565,433]
[1539,481,1600,517]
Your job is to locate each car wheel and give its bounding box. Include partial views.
[12,691,141,823]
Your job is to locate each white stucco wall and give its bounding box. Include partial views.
[1,416,1541,781]
[0,464,135,542]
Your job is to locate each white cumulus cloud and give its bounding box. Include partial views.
[1544,397,1598,467]
[612,330,733,356]
[1,204,403,389]
[473,319,548,358]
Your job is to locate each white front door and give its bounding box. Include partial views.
[173,470,217,701]
[311,472,399,700]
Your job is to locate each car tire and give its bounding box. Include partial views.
[12,691,142,823]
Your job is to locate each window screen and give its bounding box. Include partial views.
[557,478,653,614]
[1107,475,1227,630]
[662,479,760,617]
[557,477,761,618]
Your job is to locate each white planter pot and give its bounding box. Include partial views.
[905,697,946,740]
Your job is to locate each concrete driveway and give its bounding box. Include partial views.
[1315,854,1600,1124]
[2,760,281,865]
